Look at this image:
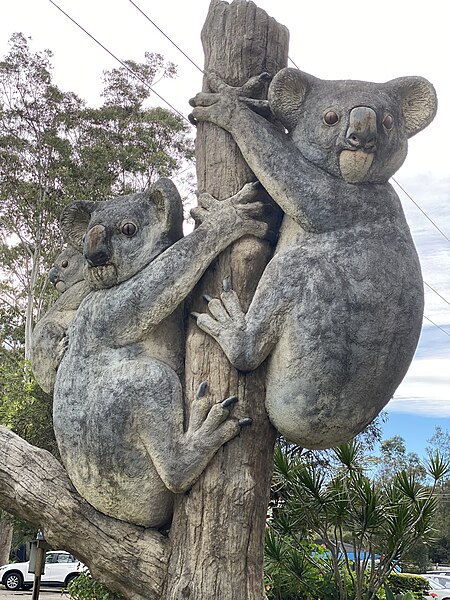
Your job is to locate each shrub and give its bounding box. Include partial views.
[386,572,429,597]
[68,570,123,600]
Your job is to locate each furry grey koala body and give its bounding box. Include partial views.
[191,68,437,449]
[32,178,267,527]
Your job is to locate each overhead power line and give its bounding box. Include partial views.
[48,0,190,123]
[37,12,450,338]
[128,0,204,74]
[392,177,450,246]
[423,315,450,338]
[425,282,450,310]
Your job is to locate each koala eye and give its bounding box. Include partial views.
[61,260,69,268]
[323,110,339,126]
[383,113,394,130]
[121,222,137,237]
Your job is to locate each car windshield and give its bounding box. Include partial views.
[429,580,446,590]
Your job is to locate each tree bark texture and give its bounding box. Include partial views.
[0,2,288,599]
[165,2,288,599]
[0,511,13,567]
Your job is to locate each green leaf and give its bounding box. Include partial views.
[427,450,450,481]
[384,584,396,600]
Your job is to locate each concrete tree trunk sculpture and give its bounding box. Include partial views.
[164,2,288,598]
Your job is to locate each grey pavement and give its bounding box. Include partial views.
[0,588,70,600]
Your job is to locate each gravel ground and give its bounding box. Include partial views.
[0,587,70,600]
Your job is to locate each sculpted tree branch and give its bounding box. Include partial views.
[0,425,168,600]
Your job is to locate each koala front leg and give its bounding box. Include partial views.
[190,74,342,231]
[107,183,271,346]
[193,275,284,372]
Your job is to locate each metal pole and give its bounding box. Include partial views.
[31,546,45,600]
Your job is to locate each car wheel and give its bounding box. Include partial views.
[4,571,24,591]
[64,573,79,588]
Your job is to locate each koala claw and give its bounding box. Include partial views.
[196,381,208,398]
[223,277,231,292]
[188,112,198,126]
[221,395,238,409]
[238,417,253,427]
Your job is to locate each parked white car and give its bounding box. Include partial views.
[0,550,84,591]
[424,579,450,600]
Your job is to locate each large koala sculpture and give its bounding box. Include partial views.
[190,68,437,449]
[31,178,268,527]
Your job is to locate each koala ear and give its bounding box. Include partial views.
[60,201,97,250]
[268,68,317,131]
[150,178,183,242]
[385,76,437,138]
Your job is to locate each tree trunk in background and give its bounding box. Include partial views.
[164,2,288,598]
[0,511,13,566]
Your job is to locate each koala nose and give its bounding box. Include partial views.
[48,266,59,284]
[84,224,110,267]
[346,106,377,150]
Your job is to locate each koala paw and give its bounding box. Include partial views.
[191,182,271,240]
[189,72,271,127]
[193,279,246,340]
[188,381,251,445]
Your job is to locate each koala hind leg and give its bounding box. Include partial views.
[135,362,247,494]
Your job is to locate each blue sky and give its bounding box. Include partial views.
[379,412,450,459]
[2,0,449,459]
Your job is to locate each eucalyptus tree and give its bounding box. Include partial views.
[0,33,194,362]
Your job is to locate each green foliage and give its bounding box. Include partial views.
[266,440,448,600]
[68,571,123,600]
[0,360,57,455]
[384,585,418,600]
[0,32,194,362]
[265,532,341,600]
[371,436,427,483]
[0,30,195,569]
[426,428,450,566]
[386,572,429,597]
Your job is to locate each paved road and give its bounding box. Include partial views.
[0,587,70,600]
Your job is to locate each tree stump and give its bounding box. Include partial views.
[164,2,288,598]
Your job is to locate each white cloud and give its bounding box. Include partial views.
[389,356,450,417]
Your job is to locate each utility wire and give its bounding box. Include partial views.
[39,11,450,337]
[425,282,450,309]
[392,177,450,246]
[48,0,190,124]
[423,315,450,338]
[285,58,450,330]
[128,0,204,74]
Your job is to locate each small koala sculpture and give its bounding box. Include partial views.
[48,245,85,293]
[31,178,268,527]
[190,68,437,449]
[30,246,89,394]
